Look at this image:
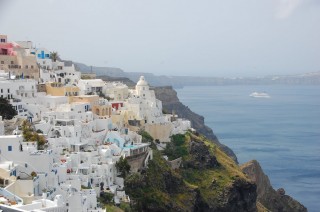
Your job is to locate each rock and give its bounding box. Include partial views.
[241,160,307,212]
[163,171,183,194]
[184,141,219,169]
[195,179,258,212]
[278,188,286,196]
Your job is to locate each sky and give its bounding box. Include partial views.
[0,0,319,77]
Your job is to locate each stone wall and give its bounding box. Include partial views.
[127,152,148,172]
[167,157,182,169]
[144,123,172,142]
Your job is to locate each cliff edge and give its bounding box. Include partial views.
[241,160,307,212]
[125,132,257,212]
[99,77,307,211]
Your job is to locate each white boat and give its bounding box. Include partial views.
[249,92,270,98]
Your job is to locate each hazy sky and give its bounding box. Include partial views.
[0,0,319,77]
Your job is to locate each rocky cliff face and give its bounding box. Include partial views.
[99,77,306,211]
[241,160,307,212]
[125,132,257,212]
[153,86,238,163]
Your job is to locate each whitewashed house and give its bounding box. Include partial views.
[77,79,105,96]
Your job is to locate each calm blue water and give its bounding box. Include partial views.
[177,85,320,212]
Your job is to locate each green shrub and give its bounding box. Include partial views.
[139,130,154,143]
[115,156,131,178]
[163,134,188,160]
[99,192,114,204]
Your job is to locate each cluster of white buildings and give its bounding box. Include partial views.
[0,35,191,211]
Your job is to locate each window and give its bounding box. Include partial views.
[8,146,12,151]
[0,39,5,42]
[25,65,28,69]
[31,65,34,69]
[10,61,14,65]
[7,89,10,93]
[1,89,2,93]
[1,61,4,64]
[45,54,50,58]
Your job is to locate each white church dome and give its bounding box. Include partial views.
[136,76,148,86]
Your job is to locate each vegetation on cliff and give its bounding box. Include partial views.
[124,131,257,212]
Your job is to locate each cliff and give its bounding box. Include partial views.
[96,76,307,211]
[241,160,307,212]
[125,133,257,212]
[153,86,238,163]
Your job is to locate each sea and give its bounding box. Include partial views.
[176,85,320,212]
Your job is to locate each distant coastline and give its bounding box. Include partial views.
[74,62,320,87]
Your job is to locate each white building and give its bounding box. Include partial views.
[0,78,37,100]
[103,82,129,101]
[77,79,105,96]
[31,48,53,71]
[0,77,38,119]
[0,72,190,211]
[126,76,167,124]
[53,62,80,85]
